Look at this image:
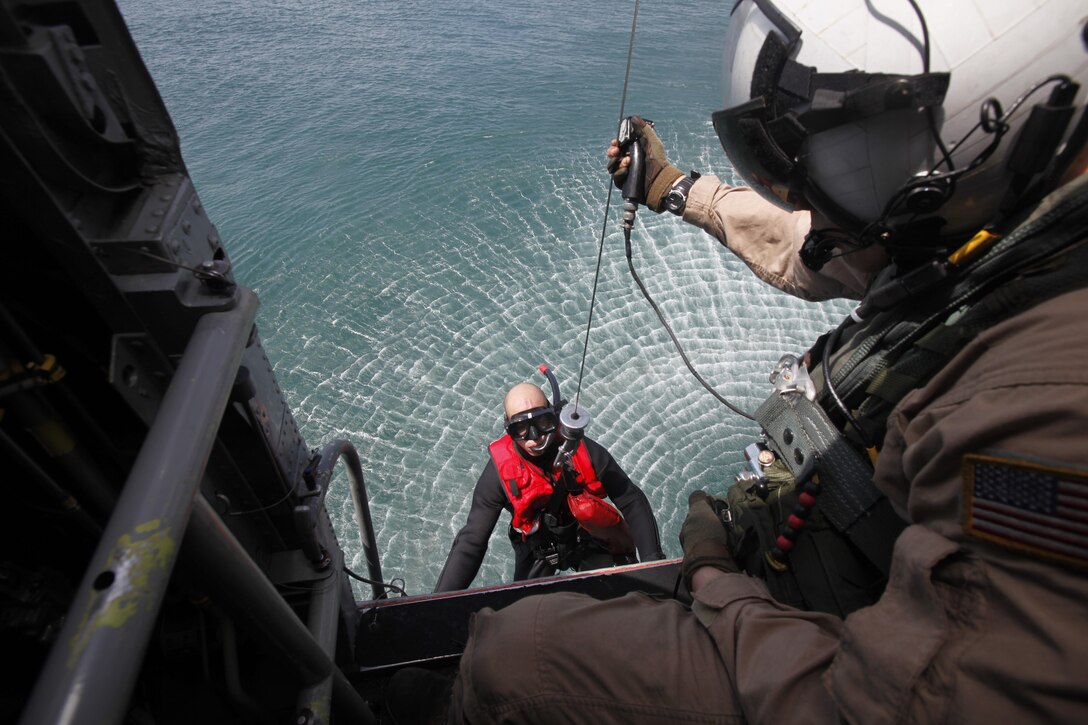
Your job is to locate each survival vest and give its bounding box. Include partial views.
[733,179,1088,618]
[489,435,634,556]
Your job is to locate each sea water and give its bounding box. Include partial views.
[116,0,853,596]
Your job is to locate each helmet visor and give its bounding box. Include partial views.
[716,0,805,210]
[718,0,955,233]
[712,99,800,210]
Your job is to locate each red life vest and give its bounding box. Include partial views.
[489,435,634,556]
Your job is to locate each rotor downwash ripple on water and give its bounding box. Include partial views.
[117,0,853,594]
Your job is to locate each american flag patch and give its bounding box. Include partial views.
[963,453,1088,568]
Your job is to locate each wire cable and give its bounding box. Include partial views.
[344,566,407,597]
[624,230,755,421]
[574,0,753,423]
[574,0,641,410]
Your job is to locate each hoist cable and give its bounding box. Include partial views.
[574,0,641,411]
[574,0,753,423]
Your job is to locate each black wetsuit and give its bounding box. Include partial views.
[434,436,665,592]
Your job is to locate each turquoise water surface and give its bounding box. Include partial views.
[116,0,852,595]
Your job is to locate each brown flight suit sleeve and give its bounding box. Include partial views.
[827,286,1088,723]
[683,178,1088,721]
[688,288,1088,723]
[691,574,843,723]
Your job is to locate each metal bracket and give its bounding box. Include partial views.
[293,451,332,568]
[769,354,816,400]
[108,334,168,425]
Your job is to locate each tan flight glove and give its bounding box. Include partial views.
[608,116,685,213]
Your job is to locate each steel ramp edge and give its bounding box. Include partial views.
[352,557,686,673]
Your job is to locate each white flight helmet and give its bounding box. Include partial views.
[715,0,1088,266]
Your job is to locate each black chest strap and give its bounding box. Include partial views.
[828,178,1088,448]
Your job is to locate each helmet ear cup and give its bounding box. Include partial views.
[904,176,953,214]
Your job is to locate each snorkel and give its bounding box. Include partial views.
[536,363,592,477]
[537,363,563,411]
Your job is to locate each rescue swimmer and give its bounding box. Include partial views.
[391,0,1088,721]
[433,365,664,591]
